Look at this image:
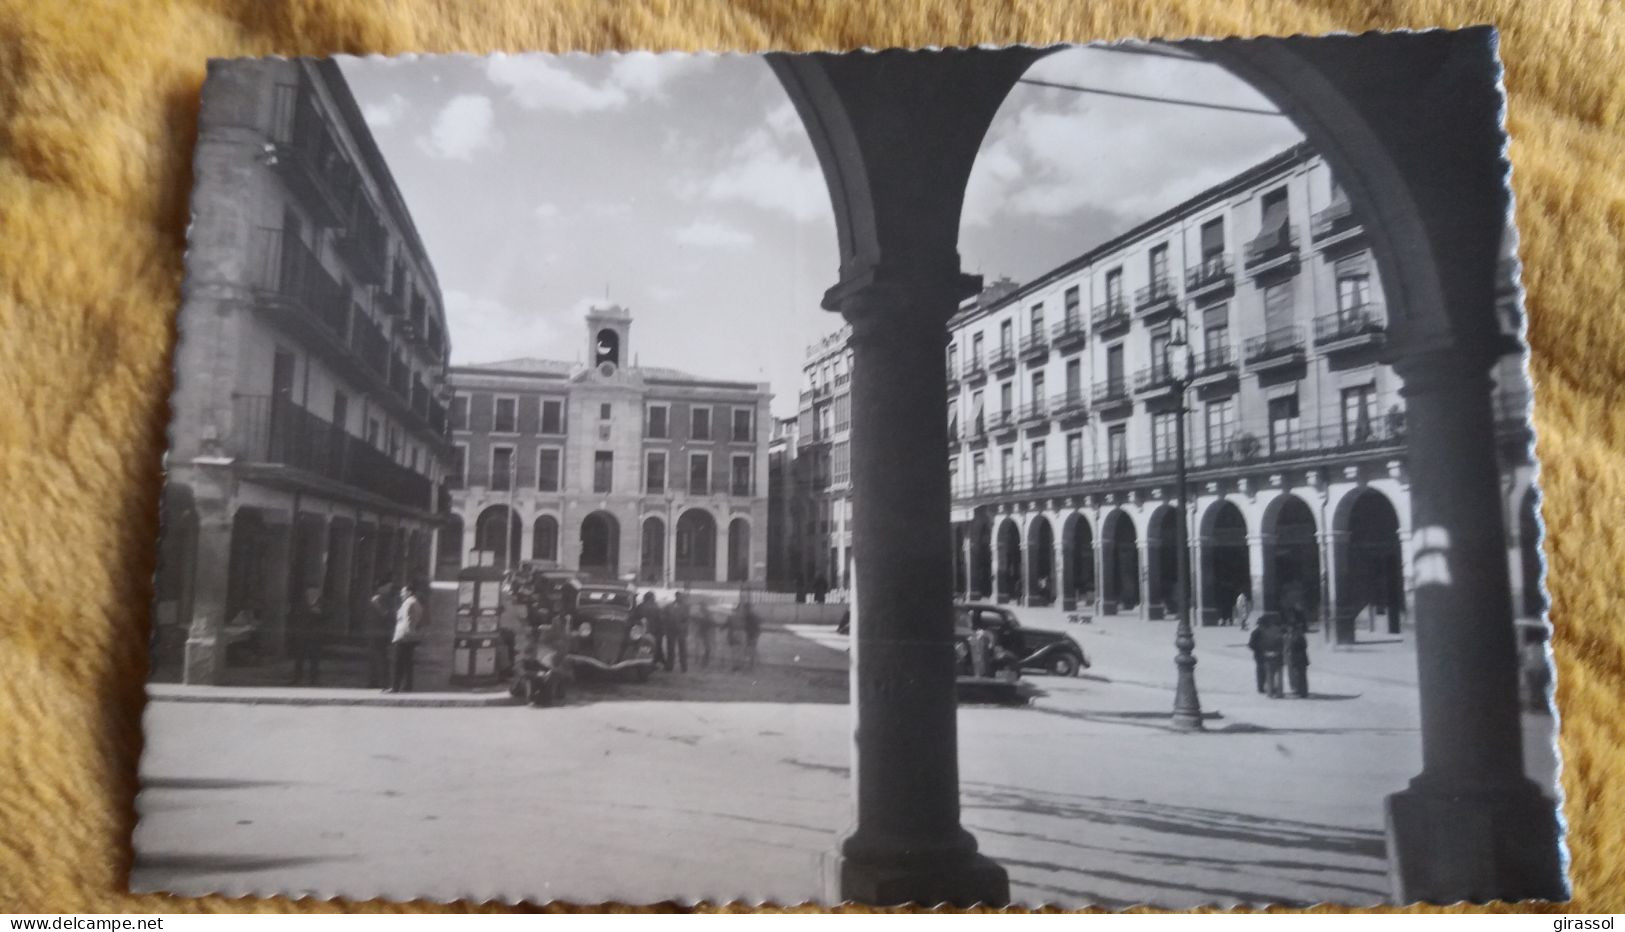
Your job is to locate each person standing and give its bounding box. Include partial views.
[632,591,665,668]
[288,587,325,686]
[813,574,828,605]
[740,593,761,672]
[388,581,425,693]
[692,598,716,670]
[1234,588,1254,631]
[1247,615,1270,694]
[1256,616,1287,698]
[366,580,396,689]
[662,591,690,673]
[1286,621,1311,698]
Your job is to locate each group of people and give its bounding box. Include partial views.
[630,590,762,674]
[1247,613,1311,699]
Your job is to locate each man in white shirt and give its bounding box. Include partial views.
[387,581,425,693]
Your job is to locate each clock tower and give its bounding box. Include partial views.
[586,303,632,376]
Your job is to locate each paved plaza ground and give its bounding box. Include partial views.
[133,607,1559,909]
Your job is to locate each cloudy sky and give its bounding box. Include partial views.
[338,48,1301,417]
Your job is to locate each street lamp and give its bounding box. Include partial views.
[1168,316,1205,732]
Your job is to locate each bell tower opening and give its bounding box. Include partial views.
[586,304,631,372]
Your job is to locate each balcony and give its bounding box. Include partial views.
[350,307,390,380]
[230,395,435,512]
[1310,197,1364,249]
[987,408,1019,437]
[1050,389,1089,422]
[1190,343,1238,388]
[1243,325,1307,371]
[1091,298,1131,335]
[1051,312,1087,351]
[1132,360,1179,397]
[333,196,389,285]
[1019,331,1050,364]
[1134,277,1180,321]
[1091,377,1133,417]
[945,362,960,391]
[1185,253,1233,302]
[1313,305,1386,354]
[963,355,988,384]
[1017,399,1049,427]
[253,229,351,342]
[835,372,851,390]
[1243,223,1300,277]
[270,90,354,227]
[989,345,1018,376]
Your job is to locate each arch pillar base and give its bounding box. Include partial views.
[1385,780,1566,904]
[824,848,1008,909]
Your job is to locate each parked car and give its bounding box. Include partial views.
[566,582,659,682]
[957,604,1091,677]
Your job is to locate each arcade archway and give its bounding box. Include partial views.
[675,508,717,583]
[579,511,620,579]
[1264,494,1319,622]
[641,516,666,584]
[1062,513,1094,609]
[1200,500,1250,625]
[1102,509,1139,614]
[995,518,1021,603]
[1026,515,1054,605]
[1342,489,1404,635]
[533,514,559,563]
[1146,505,1181,617]
[728,517,752,583]
[474,505,522,568]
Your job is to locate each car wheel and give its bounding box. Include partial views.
[1047,653,1080,677]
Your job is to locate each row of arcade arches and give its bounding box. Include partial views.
[449,506,754,583]
[956,487,1426,628]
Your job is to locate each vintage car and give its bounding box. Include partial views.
[952,610,1036,705]
[566,582,659,682]
[957,604,1091,677]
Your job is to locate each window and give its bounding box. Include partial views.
[540,399,564,434]
[599,403,613,421]
[818,406,833,439]
[1150,330,1171,378]
[1337,256,1372,313]
[1149,243,1170,286]
[947,343,959,373]
[593,451,613,494]
[1064,358,1082,401]
[450,395,469,431]
[1205,398,1236,461]
[1105,268,1123,306]
[731,454,754,495]
[646,404,669,439]
[1031,371,1046,411]
[1268,394,1302,454]
[1031,440,1047,487]
[1000,448,1015,490]
[537,448,561,492]
[999,381,1013,418]
[449,443,466,489]
[366,417,380,447]
[947,400,960,440]
[1152,412,1178,465]
[494,397,517,433]
[970,390,985,435]
[533,516,558,562]
[1066,432,1083,481]
[1202,304,1230,367]
[1030,303,1044,337]
[971,332,984,363]
[1108,425,1128,476]
[691,406,712,441]
[491,446,514,491]
[972,452,986,491]
[834,394,851,432]
[1260,186,1290,233]
[1264,280,1294,334]
[1199,217,1225,261]
[732,407,754,442]
[1106,343,1125,391]
[831,444,849,487]
[1064,285,1080,322]
[645,451,666,494]
[688,453,711,495]
[1342,384,1378,444]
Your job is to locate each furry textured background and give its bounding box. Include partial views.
[0,0,1620,915]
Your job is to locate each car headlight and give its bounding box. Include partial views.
[576,622,593,638]
[629,623,645,640]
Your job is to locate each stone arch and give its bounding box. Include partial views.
[1025,513,1055,605]
[1334,487,1405,636]
[1199,498,1250,624]
[1101,507,1140,614]
[578,510,620,580]
[1060,511,1095,610]
[1262,493,1320,618]
[727,517,752,583]
[970,516,993,600]
[675,507,718,583]
[474,504,522,568]
[1144,502,1182,618]
[994,516,1022,603]
[640,515,666,584]
[532,514,559,563]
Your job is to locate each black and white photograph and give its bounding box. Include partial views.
[135,31,1567,909]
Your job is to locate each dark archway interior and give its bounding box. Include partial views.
[474,505,522,567]
[1202,501,1250,625]
[580,511,620,579]
[1103,512,1139,612]
[1148,508,1181,613]
[971,522,993,598]
[1026,517,1054,604]
[676,509,717,582]
[728,519,751,582]
[641,517,665,583]
[1345,491,1403,633]
[533,515,559,563]
[996,520,1022,602]
[1268,496,1320,620]
[1066,516,1094,608]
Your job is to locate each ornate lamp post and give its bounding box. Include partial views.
[1168,316,1205,731]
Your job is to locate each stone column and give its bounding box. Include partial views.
[825,275,1007,906]
[989,527,1003,604]
[1137,533,1153,621]
[1324,530,1348,644]
[182,508,235,686]
[1383,349,1564,903]
[1052,525,1067,612]
[1247,533,1268,615]
[1092,516,1107,616]
[1018,535,1030,607]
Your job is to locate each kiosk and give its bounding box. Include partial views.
[452,551,511,686]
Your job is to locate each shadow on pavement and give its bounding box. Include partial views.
[133,852,352,876]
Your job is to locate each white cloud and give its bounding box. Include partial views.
[533,202,560,219]
[486,56,629,113]
[362,93,409,129]
[417,94,499,160]
[444,289,561,364]
[764,101,804,139]
[608,53,714,100]
[673,219,755,249]
[694,127,829,223]
[646,284,681,302]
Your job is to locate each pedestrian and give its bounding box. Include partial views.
[662,591,690,673]
[740,592,761,672]
[813,574,827,605]
[1247,614,1271,694]
[1234,589,1254,632]
[692,598,715,670]
[794,574,806,605]
[366,579,397,688]
[288,587,325,686]
[632,591,665,668]
[1251,615,1286,698]
[1286,620,1311,698]
[387,580,426,693]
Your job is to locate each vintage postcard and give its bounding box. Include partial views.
[135,31,1566,908]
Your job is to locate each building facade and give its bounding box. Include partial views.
[791,326,855,596]
[445,306,772,587]
[154,60,455,685]
[943,143,1535,634]
[766,414,802,588]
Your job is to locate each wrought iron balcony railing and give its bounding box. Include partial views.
[1243,325,1306,366]
[1313,305,1386,347]
[1186,253,1233,294]
[1091,298,1131,333]
[231,394,435,511]
[1051,312,1087,347]
[1019,331,1049,361]
[1134,277,1179,317]
[1243,223,1298,271]
[1310,197,1361,242]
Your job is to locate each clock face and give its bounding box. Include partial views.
[598,361,617,378]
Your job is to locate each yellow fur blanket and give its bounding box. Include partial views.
[1,0,1620,914]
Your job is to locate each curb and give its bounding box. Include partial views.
[147,687,517,708]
